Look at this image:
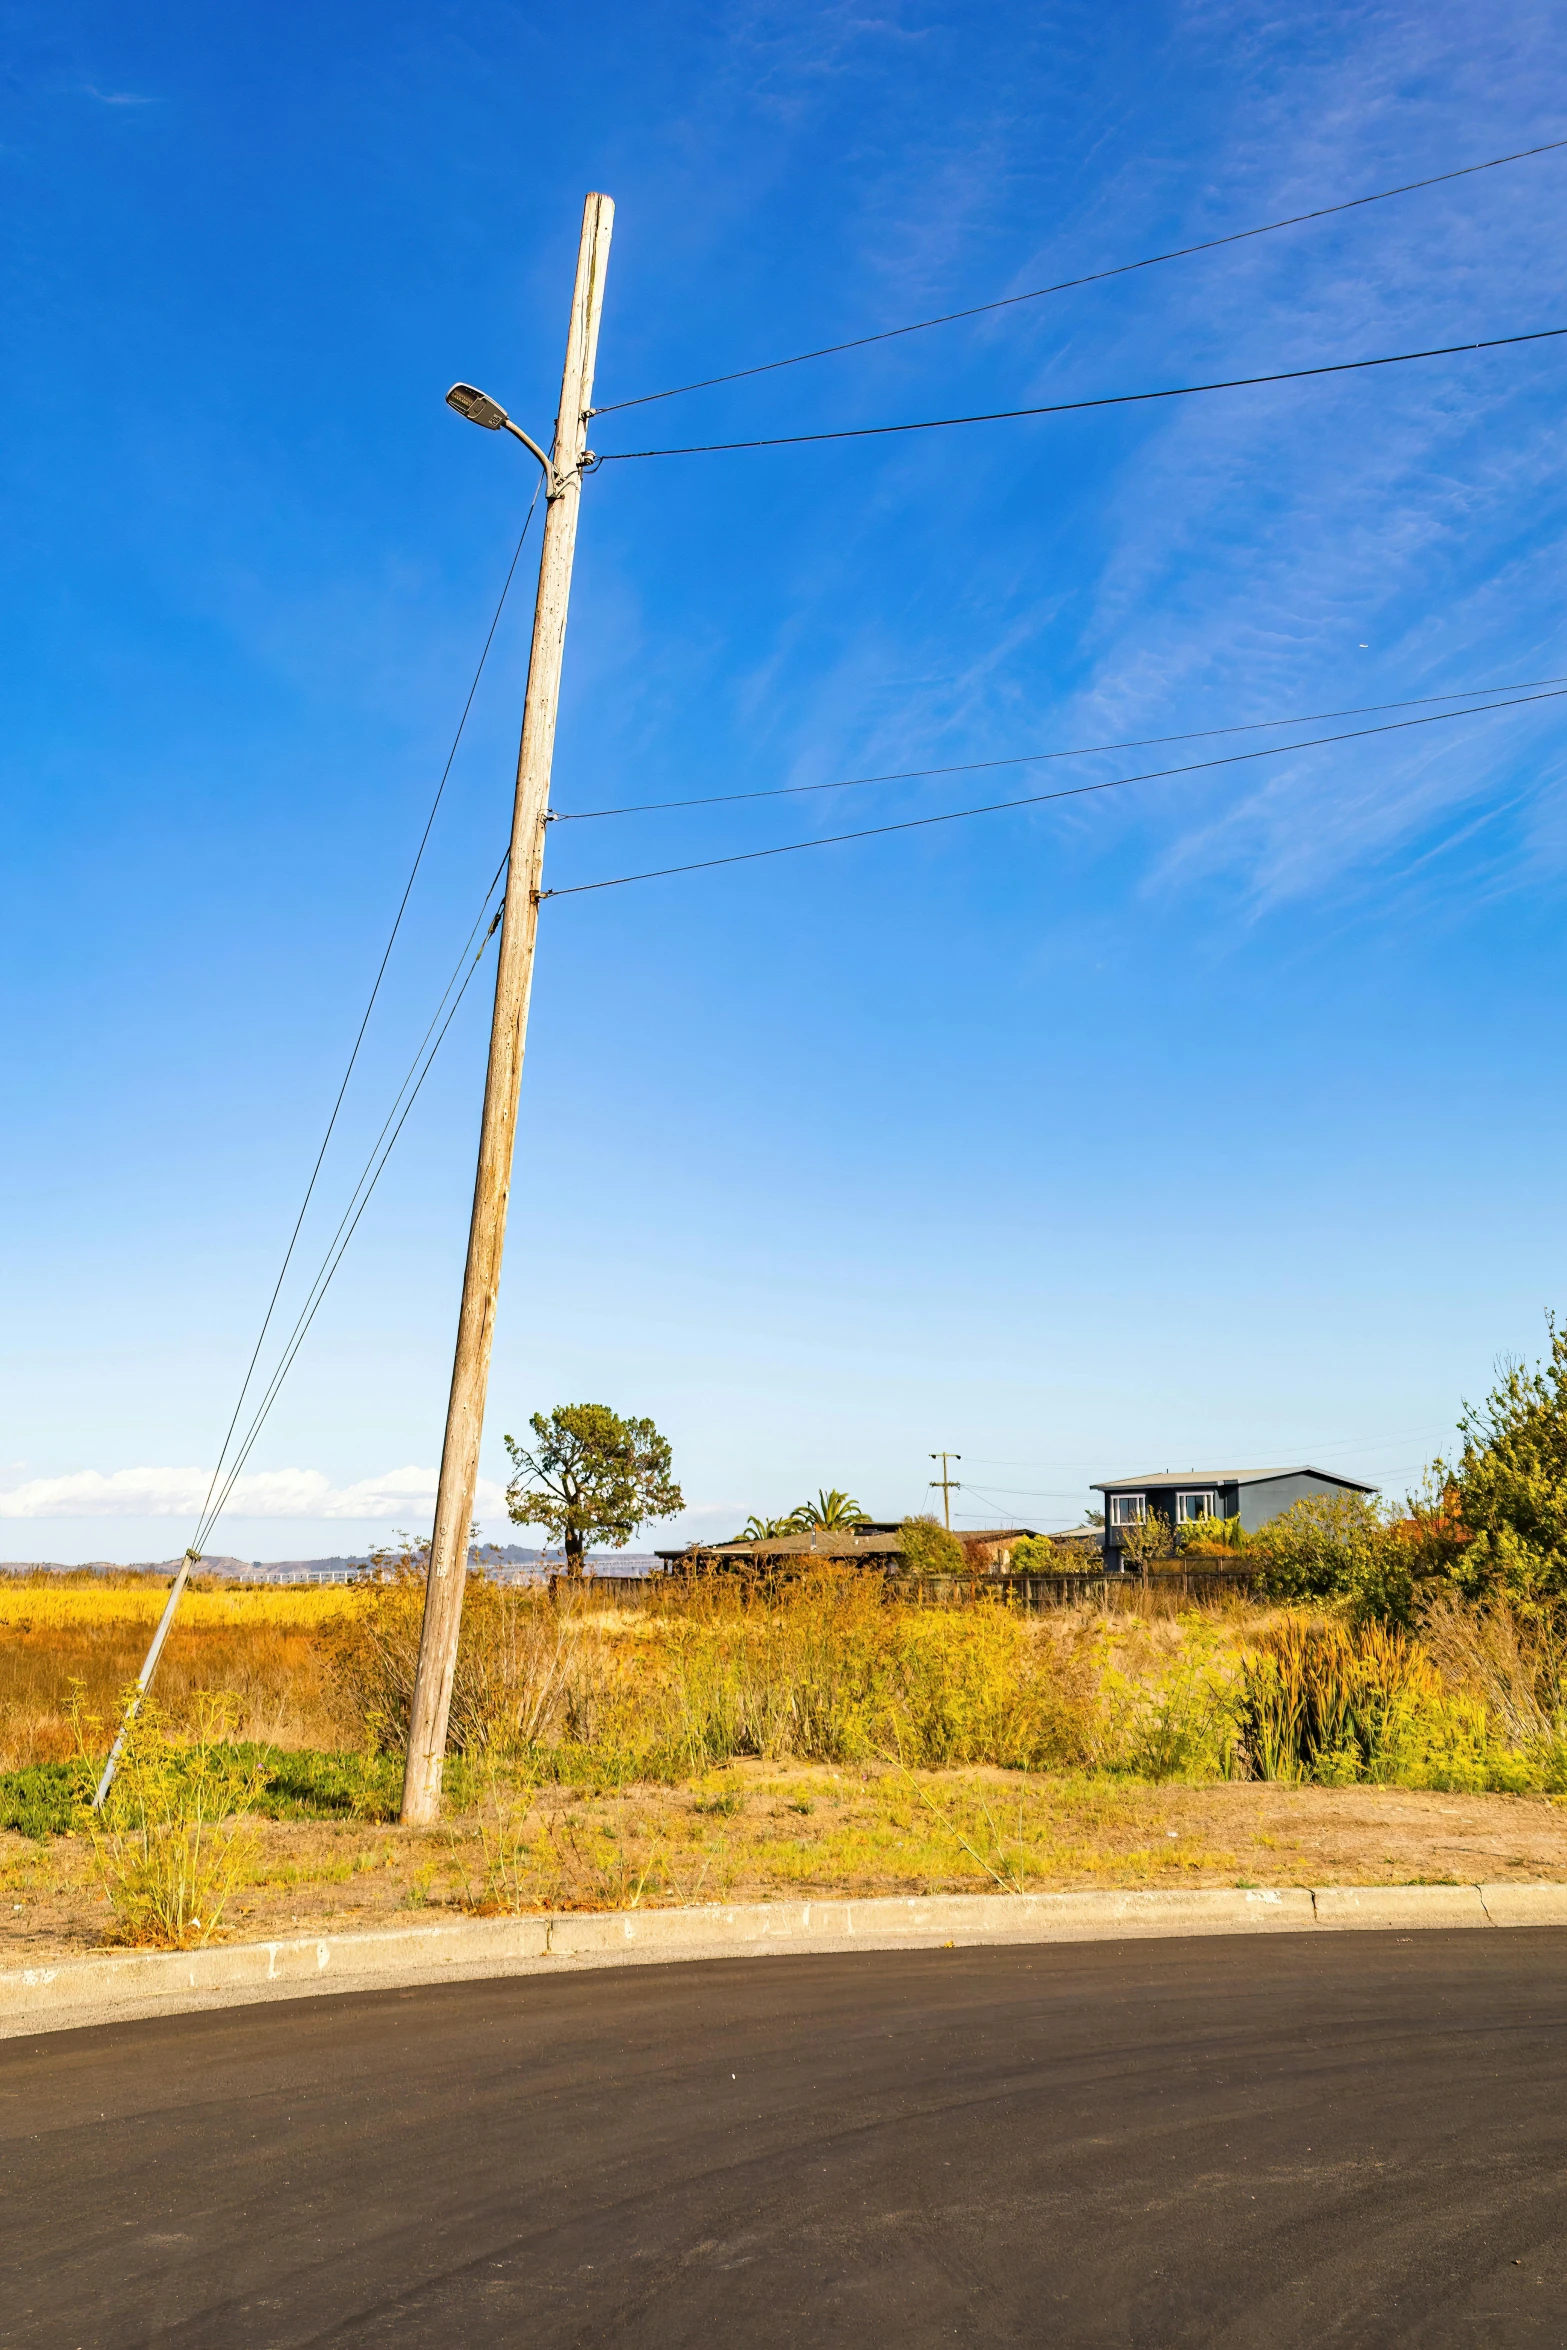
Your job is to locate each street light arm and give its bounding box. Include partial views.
[446,381,593,501]
[501,417,558,481]
[505,419,596,500]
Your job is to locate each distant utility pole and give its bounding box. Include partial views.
[400,192,614,1828]
[929,1451,961,1531]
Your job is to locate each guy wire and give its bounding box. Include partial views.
[541,685,1567,899]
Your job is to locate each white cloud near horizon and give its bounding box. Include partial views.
[0,1466,508,1521]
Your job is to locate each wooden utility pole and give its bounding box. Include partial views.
[929,1451,961,1531]
[400,192,614,1826]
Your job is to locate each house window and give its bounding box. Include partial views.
[1109,1494,1145,1526]
[1176,1491,1219,1522]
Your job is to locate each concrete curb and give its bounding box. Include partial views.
[6,1882,1567,2038]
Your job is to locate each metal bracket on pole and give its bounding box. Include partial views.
[499,420,593,501]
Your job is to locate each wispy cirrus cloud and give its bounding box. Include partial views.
[1022,8,1567,912]
[81,86,157,107]
[636,1,1567,941]
[0,1466,506,1521]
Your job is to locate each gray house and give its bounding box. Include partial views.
[1093,1466,1377,1569]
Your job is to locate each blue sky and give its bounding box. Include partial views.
[5,0,1567,1561]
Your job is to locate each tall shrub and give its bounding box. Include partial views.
[327,1567,581,1756]
[1245,1492,1427,1623]
[897,1515,965,1576]
[1445,1318,1567,1604]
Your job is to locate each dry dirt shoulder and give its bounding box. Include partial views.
[6,1766,1567,1961]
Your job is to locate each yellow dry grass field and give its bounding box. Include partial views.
[0,1578,355,1767]
[8,1572,1567,1960]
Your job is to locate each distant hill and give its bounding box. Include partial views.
[1,1545,658,1579]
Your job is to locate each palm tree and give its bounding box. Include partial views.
[740,1514,800,1541]
[793,1488,870,1530]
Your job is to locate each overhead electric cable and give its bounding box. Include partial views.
[553,671,1567,821]
[541,685,1567,900]
[598,327,1567,463]
[193,935,499,1551]
[98,853,511,1810]
[959,1474,1078,1490]
[190,483,543,1554]
[594,135,1567,416]
[195,926,499,1549]
[193,859,510,1552]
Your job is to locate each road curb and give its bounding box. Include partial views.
[6,1881,1566,2037]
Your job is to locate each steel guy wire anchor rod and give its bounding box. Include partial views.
[92,1548,202,1809]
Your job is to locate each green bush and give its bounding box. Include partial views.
[1242,1492,1424,1624]
[0,1757,93,1839]
[897,1515,966,1576]
[0,1746,404,1838]
[1444,1318,1567,1605]
[1175,1512,1248,1555]
[1009,1534,1097,1574]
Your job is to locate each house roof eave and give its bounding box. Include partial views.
[1093,1466,1379,1495]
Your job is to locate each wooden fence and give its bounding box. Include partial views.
[887,1567,1262,1612]
[542,1565,1261,1612]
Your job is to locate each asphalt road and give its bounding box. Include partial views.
[6,1929,1567,2347]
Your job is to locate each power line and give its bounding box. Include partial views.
[598,326,1567,464]
[97,859,510,1809]
[961,1478,1082,1501]
[592,135,1567,416]
[192,861,509,1553]
[193,864,506,1551]
[963,1458,1071,1469]
[190,484,543,1553]
[541,684,1567,900]
[552,672,1567,822]
[960,1481,1087,1498]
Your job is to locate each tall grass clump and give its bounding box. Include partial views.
[1095,1620,1237,1781]
[1232,1617,1515,1787]
[651,1569,1094,1774]
[1420,1594,1567,1788]
[78,1690,270,1947]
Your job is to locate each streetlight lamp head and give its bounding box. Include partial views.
[446,382,509,430]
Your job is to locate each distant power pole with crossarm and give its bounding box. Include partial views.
[929,1451,961,1531]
